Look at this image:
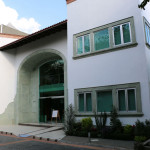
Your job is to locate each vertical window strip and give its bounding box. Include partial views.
[127,89,136,111]
[118,90,126,111]
[77,37,83,54]
[122,23,131,43]
[84,35,90,53]
[79,93,84,112]
[145,24,149,44]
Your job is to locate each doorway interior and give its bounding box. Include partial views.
[39,59,64,123]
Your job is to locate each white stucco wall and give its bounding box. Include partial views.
[0,37,17,47]
[0,50,16,114]
[0,30,67,118]
[67,0,150,124]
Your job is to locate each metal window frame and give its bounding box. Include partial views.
[112,22,132,47]
[117,88,137,112]
[78,92,92,112]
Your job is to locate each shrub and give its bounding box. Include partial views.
[124,125,133,134]
[64,104,76,135]
[110,107,122,131]
[94,112,107,132]
[134,136,147,142]
[81,117,93,132]
[134,120,145,136]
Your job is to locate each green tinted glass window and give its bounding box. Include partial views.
[79,94,84,112]
[86,93,92,112]
[128,89,136,111]
[84,35,90,53]
[97,91,113,112]
[77,37,83,54]
[114,26,121,45]
[94,29,109,51]
[122,23,131,43]
[118,90,126,111]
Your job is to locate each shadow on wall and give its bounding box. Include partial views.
[0,102,14,125]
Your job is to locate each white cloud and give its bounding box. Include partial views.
[0,0,41,34]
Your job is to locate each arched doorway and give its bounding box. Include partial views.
[14,49,67,124]
[39,59,64,122]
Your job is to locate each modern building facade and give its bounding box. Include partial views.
[0,0,150,125]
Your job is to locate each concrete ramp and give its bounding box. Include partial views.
[0,125,65,140]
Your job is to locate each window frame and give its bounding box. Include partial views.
[112,22,132,46]
[74,82,142,116]
[143,17,150,47]
[73,16,137,59]
[78,92,92,113]
[117,88,137,112]
[76,34,91,55]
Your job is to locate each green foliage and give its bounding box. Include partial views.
[124,125,133,134]
[134,119,150,139]
[134,120,145,136]
[64,104,76,135]
[139,0,150,10]
[134,136,147,142]
[81,117,93,132]
[110,107,122,131]
[94,111,107,132]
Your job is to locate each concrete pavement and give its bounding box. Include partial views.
[0,124,134,150]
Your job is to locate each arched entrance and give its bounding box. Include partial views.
[14,49,67,124]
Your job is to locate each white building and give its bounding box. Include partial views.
[0,24,28,47]
[0,0,150,125]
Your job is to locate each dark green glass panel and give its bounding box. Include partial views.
[84,35,90,53]
[122,23,131,43]
[97,91,113,112]
[86,93,92,112]
[77,37,83,54]
[128,89,136,111]
[118,90,126,111]
[40,59,64,87]
[40,83,64,93]
[114,26,121,45]
[79,94,84,112]
[94,29,109,51]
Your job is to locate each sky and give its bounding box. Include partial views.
[0,0,67,34]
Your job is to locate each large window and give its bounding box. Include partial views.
[97,91,113,112]
[74,82,142,116]
[94,29,109,51]
[78,92,92,112]
[73,17,137,58]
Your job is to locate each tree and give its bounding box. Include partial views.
[139,0,150,10]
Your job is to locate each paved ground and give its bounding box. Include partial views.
[61,136,134,150]
[0,125,134,150]
[0,134,113,150]
[0,125,65,140]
